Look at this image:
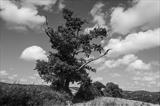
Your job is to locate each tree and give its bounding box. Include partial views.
[73,81,99,103]
[93,81,106,96]
[105,82,123,98]
[35,9,110,94]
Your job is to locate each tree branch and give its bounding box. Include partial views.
[76,49,111,71]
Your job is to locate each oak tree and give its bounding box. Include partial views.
[35,9,110,94]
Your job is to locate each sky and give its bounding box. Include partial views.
[0,0,160,91]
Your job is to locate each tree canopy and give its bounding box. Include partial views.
[35,9,110,94]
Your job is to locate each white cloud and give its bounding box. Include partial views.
[0,70,8,76]
[99,54,151,71]
[128,60,151,70]
[0,0,46,30]
[104,54,137,68]
[90,2,105,26]
[105,28,160,57]
[20,78,27,83]
[58,0,65,10]
[8,74,18,80]
[21,0,57,10]
[110,0,160,34]
[20,45,48,61]
[22,0,65,11]
[93,57,105,64]
[133,71,160,85]
[93,77,103,82]
[85,2,107,34]
[110,73,121,77]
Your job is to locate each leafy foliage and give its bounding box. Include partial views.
[73,80,101,103]
[0,82,70,106]
[35,9,108,94]
[93,81,106,96]
[104,82,123,98]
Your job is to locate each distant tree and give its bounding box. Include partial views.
[93,81,105,91]
[35,9,110,94]
[93,81,106,96]
[73,80,101,103]
[105,82,123,98]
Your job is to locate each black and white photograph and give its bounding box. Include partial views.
[0,0,160,106]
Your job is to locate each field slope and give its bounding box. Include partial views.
[73,97,160,106]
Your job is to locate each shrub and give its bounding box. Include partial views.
[73,81,103,103]
[0,83,70,106]
[104,82,123,98]
[93,81,106,96]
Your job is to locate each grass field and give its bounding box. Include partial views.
[73,97,160,106]
[0,82,159,106]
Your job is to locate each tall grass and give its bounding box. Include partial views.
[0,82,70,106]
[73,97,160,106]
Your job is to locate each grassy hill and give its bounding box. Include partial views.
[0,82,159,106]
[73,97,160,106]
[123,90,160,104]
[0,82,70,106]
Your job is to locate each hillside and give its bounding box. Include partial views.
[0,82,160,106]
[73,97,160,106]
[123,90,160,104]
[0,82,70,106]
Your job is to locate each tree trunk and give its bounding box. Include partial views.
[64,79,72,96]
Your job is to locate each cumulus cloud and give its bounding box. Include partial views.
[0,70,8,76]
[21,0,57,10]
[110,73,121,77]
[105,28,160,57]
[85,2,107,34]
[0,0,65,30]
[104,54,137,68]
[8,74,18,80]
[20,46,48,61]
[19,78,27,83]
[128,60,151,70]
[58,0,66,10]
[133,71,160,85]
[90,2,105,26]
[98,54,151,71]
[93,77,103,82]
[110,0,160,34]
[0,0,46,30]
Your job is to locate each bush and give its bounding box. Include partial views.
[93,81,105,96]
[73,82,103,103]
[0,82,70,106]
[104,82,123,98]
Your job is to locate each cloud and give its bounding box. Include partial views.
[90,2,105,26]
[105,28,160,57]
[104,54,137,68]
[58,0,66,10]
[8,74,18,80]
[93,77,103,82]
[21,0,57,10]
[22,0,65,11]
[0,0,65,30]
[93,57,105,64]
[133,71,160,85]
[19,78,27,83]
[110,0,160,34]
[0,70,8,76]
[20,46,48,61]
[0,0,46,30]
[128,60,151,70]
[99,54,151,71]
[110,73,121,77]
[85,2,107,34]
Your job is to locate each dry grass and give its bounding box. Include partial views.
[73,97,160,106]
